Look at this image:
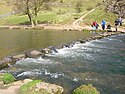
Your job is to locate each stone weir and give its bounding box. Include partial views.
[0,31,125,69]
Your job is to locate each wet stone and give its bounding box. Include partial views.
[41,48,51,54]
[12,54,25,61]
[48,46,58,53]
[63,43,70,48]
[79,39,86,43]
[25,50,43,58]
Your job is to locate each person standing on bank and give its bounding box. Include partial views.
[101,20,106,30]
[114,19,119,32]
[118,17,122,26]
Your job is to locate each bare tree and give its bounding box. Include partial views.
[105,0,125,18]
[7,0,53,27]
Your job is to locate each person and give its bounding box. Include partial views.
[101,20,106,30]
[114,19,119,32]
[92,21,97,27]
[107,24,111,32]
[92,21,99,30]
[118,17,122,26]
[95,23,99,29]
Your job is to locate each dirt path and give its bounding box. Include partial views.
[0,79,32,94]
[72,9,95,26]
[0,11,16,19]
[0,81,23,94]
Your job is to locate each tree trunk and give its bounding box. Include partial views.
[28,14,32,23]
[27,13,35,27]
[26,0,34,27]
[31,20,35,27]
[34,14,38,26]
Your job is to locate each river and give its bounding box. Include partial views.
[0,29,91,59]
[0,29,125,94]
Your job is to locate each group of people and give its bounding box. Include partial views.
[91,20,107,30]
[91,17,123,31]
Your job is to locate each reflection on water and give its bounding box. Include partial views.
[0,30,125,94]
[0,29,91,58]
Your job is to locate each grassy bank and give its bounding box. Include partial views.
[84,6,117,26]
[0,0,106,25]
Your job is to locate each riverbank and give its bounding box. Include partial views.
[0,24,125,32]
[0,73,64,94]
[0,73,100,94]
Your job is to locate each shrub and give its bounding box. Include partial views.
[73,84,100,94]
[2,73,16,84]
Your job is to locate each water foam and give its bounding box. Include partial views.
[16,57,59,65]
[15,68,64,79]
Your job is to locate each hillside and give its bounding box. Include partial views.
[0,0,117,26]
[0,1,12,14]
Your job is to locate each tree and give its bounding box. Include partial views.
[105,0,125,18]
[7,0,53,27]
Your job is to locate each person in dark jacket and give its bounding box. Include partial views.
[115,19,119,32]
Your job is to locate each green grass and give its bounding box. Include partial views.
[0,73,16,84]
[20,80,42,94]
[4,15,29,25]
[73,84,100,94]
[84,6,117,25]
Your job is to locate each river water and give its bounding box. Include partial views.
[0,29,91,59]
[0,29,125,94]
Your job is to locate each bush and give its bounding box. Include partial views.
[2,73,16,84]
[73,84,100,94]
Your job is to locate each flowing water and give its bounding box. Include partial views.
[0,29,125,94]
